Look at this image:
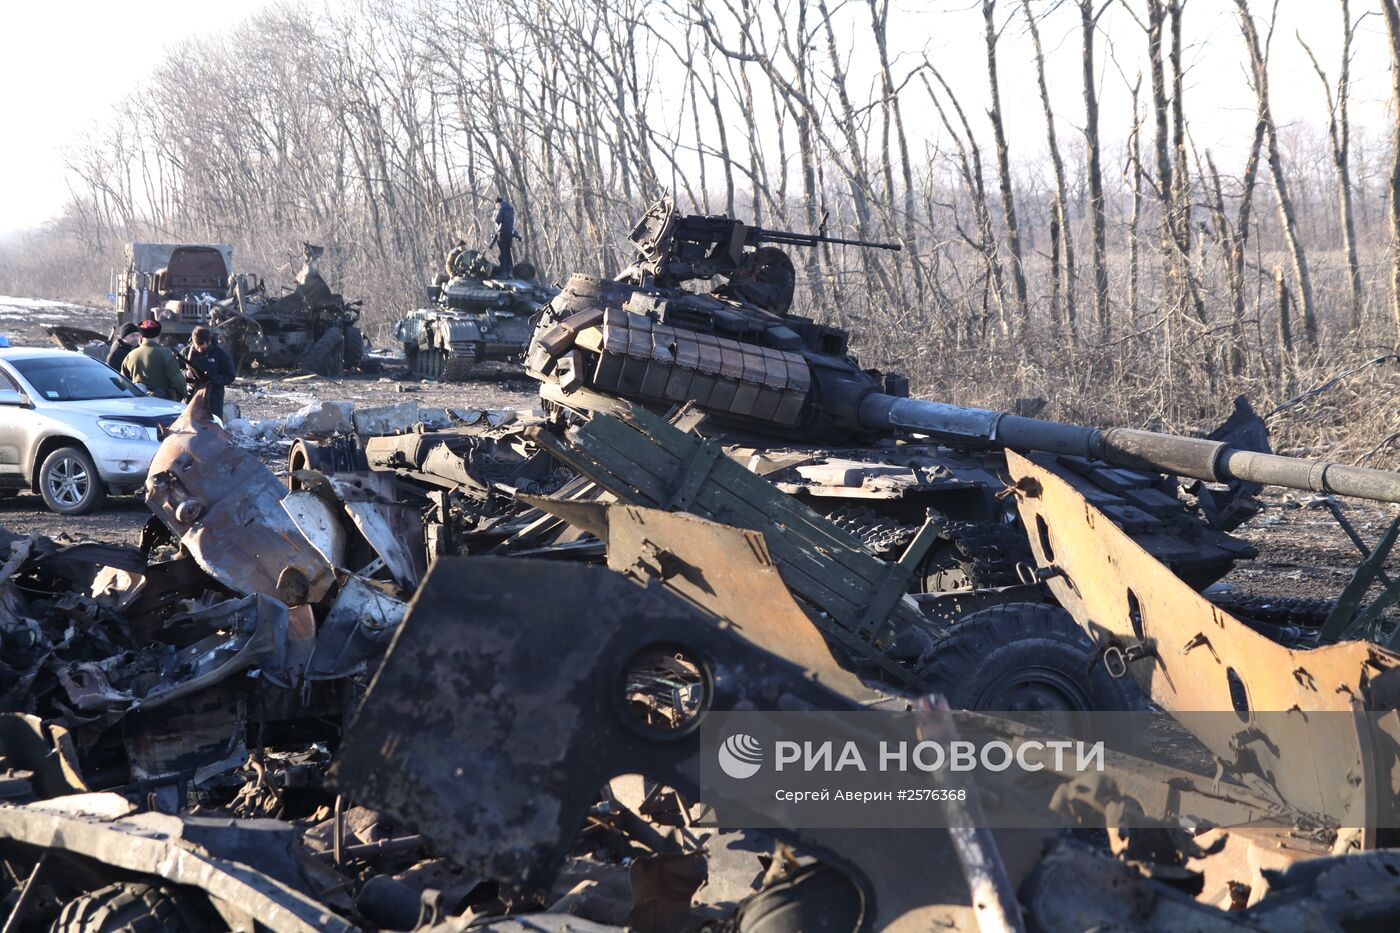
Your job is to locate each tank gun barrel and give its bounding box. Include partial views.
[859,394,1400,503]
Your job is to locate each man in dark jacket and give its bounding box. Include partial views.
[183,325,236,417]
[492,196,516,277]
[106,323,140,372]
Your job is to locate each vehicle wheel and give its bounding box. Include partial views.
[39,446,106,515]
[53,881,212,933]
[913,602,1146,711]
[303,326,346,377]
[343,325,366,371]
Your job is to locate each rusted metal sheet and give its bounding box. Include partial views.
[520,498,878,701]
[145,393,334,603]
[1007,450,1400,825]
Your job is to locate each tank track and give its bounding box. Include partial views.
[925,521,1034,590]
[823,506,916,556]
[410,343,478,381]
[819,508,1033,591]
[1204,590,1336,628]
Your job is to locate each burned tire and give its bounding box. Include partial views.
[39,446,106,516]
[303,326,346,377]
[343,325,366,371]
[52,882,212,933]
[914,602,1145,712]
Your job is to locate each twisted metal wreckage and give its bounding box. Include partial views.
[0,386,1396,931]
[6,200,1400,930]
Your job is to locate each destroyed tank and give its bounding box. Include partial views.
[526,198,1400,593]
[396,247,558,381]
[208,244,366,375]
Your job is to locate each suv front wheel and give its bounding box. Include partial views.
[39,446,107,515]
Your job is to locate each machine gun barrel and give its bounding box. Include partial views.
[858,394,1400,503]
[749,227,903,252]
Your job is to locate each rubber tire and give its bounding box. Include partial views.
[52,882,209,933]
[914,602,1146,712]
[343,325,366,371]
[303,326,346,377]
[38,446,107,516]
[732,864,864,933]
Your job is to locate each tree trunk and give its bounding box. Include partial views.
[1079,0,1110,333]
[982,0,1028,333]
[1238,0,1318,348]
[1381,0,1400,344]
[1022,0,1075,335]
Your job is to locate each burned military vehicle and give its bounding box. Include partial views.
[396,246,557,381]
[208,244,366,376]
[523,198,1291,589]
[294,198,1400,710]
[113,242,234,341]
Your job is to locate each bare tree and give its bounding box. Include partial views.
[1080,0,1110,332]
[1382,0,1400,344]
[1022,0,1075,334]
[1299,0,1363,333]
[982,0,1028,329]
[1237,0,1318,348]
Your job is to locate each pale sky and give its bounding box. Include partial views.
[0,0,289,234]
[1,0,1394,235]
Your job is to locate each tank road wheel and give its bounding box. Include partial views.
[53,881,213,933]
[440,343,479,381]
[39,446,106,516]
[914,602,1146,712]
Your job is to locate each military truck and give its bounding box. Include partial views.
[112,242,234,341]
[395,247,557,381]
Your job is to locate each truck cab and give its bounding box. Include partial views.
[114,242,234,341]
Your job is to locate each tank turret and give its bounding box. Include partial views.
[528,199,1400,506]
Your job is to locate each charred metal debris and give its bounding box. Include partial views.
[4,199,1400,930]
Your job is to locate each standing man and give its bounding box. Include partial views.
[106,323,140,372]
[183,325,236,417]
[492,196,516,277]
[120,320,187,401]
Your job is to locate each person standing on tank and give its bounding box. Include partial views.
[493,196,516,277]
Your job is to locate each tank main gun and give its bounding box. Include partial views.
[858,394,1400,504]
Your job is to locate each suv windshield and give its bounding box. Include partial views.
[11,356,146,402]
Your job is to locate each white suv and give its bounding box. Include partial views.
[0,348,184,514]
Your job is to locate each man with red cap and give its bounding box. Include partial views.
[120,320,186,401]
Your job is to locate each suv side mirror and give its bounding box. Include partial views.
[0,390,27,407]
